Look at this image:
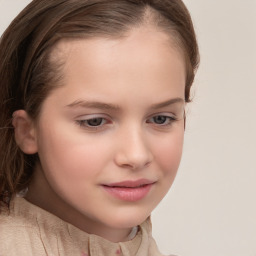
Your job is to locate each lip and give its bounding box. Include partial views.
[102,179,155,202]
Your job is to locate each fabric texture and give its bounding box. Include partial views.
[0,197,167,256]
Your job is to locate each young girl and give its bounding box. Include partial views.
[0,0,199,255]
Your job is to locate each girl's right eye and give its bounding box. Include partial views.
[85,118,105,127]
[76,117,108,129]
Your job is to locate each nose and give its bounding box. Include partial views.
[114,127,153,170]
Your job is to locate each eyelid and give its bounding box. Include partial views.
[147,112,178,120]
[75,113,109,119]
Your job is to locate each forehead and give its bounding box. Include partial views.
[51,25,185,69]
[46,26,186,102]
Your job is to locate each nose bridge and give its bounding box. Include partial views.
[115,122,153,169]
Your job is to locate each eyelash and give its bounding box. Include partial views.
[76,114,177,130]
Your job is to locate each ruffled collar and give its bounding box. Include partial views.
[9,197,158,256]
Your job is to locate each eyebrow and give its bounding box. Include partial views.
[66,97,184,111]
[150,98,185,110]
[66,100,120,111]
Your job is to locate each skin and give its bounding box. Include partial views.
[15,25,186,242]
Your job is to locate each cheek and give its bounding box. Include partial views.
[154,129,184,178]
[147,128,184,208]
[36,125,111,181]
[36,129,107,203]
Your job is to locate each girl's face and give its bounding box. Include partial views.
[27,26,186,242]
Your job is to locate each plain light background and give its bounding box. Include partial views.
[0,1,255,256]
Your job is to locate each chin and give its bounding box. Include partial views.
[104,207,152,229]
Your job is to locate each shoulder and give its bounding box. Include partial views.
[0,198,49,255]
[0,197,40,234]
[0,215,44,255]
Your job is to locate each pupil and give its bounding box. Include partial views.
[88,118,102,126]
[154,116,166,124]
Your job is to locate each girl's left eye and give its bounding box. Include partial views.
[147,115,176,125]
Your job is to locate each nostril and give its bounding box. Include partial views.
[115,155,153,170]
[145,161,151,167]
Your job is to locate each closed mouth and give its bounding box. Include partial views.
[103,179,155,188]
[101,179,155,201]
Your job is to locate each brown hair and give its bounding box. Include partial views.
[0,0,199,210]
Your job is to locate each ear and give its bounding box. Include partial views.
[12,110,38,154]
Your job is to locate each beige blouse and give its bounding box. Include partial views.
[0,197,170,256]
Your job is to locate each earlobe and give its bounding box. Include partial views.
[12,110,38,154]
